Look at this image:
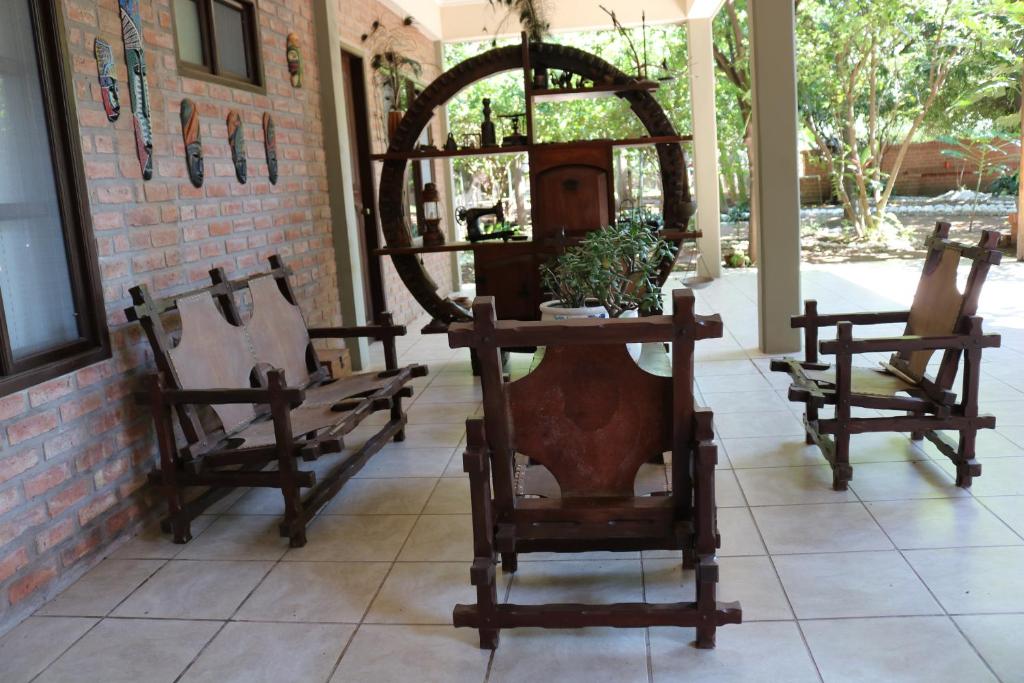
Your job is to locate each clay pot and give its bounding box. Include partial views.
[387,110,403,142]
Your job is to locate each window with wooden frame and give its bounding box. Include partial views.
[0,0,110,397]
[172,0,265,91]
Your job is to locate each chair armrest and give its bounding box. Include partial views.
[308,324,407,340]
[791,303,910,329]
[819,332,1000,355]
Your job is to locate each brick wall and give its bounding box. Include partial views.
[0,0,449,635]
[338,0,457,326]
[800,139,1021,205]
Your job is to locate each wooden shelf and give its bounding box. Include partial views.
[375,230,700,257]
[371,145,529,162]
[530,81,659,103]
[370,135,691,163]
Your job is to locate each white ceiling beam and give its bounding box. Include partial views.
[379,0,444,40]
[438,0,690,42]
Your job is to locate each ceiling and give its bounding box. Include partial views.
[383,0,726,42]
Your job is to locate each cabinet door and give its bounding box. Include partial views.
[474,244,541,321]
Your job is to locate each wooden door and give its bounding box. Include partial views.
[341,50,386,319]
[529,143,615,241]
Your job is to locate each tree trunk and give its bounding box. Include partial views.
[1018,58,1023,261]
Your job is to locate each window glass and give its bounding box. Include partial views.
[213,1,249,78]
[0,0,80,359]
[174,0,205,65]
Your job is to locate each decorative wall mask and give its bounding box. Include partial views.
[226,110,247,184]
[262,113,278,186]
[286,33,302,88]
[179,99,204,188]
[93,38,120,122]
[118,0,153,180]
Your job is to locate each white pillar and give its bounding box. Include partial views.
[314,0,370,368]
[748,0,801,354]
[686,16,722,278]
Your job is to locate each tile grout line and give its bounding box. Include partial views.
[856,481,1005,683]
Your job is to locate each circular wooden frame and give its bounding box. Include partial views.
[378,41,694,324]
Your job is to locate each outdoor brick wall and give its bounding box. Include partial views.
[800,139,1020,205]
[338,0,457,326]
[0,0,446,635]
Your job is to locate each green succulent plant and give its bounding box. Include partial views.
[541,222,676,317]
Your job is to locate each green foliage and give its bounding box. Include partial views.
[540,222,677,317]
[796,0,1014,237]
[990,171,1019,196]
[443,27,690,224]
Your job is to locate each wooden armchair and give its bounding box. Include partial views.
[771,223,1002,491]
[447,289,741,649]
[126,255,427,546]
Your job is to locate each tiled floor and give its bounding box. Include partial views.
[4,260,1024,683]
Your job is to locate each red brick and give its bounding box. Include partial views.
[0,487,24,517]
[59,392,104,422]
[126,206,161,227]
[94,456,129,488]
[0,449,39,485]
[46,479,90,517]
[24,463,71,499]
[0,393,28,421]
[35,517,76,554]
[78,491,117,526]
[7,411,59,445]
[60,529,102,567]
[28,376,76,407]
[9,563,58,604]
[0,546,29,584]
[0,505,47,548]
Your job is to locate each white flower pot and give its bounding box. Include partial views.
[539,299,608,321]
[538,301,641,362]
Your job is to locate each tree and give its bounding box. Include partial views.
[443,26,691,230]
[797,0,1006,238]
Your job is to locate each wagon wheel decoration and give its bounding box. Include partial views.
[378,41,694,324]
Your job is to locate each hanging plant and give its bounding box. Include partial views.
[362,15,423,113]
[362,15,423,142]
[487,0,551,43]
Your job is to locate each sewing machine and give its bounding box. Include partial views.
[456,202,522,242]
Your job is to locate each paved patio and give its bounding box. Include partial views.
[2,259,1023,683]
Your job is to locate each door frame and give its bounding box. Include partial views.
[340,48,387,320]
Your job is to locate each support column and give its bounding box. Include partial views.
[748,0,801,353]
[686,16,722,279]
[314,0,369,368]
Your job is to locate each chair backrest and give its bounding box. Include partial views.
[448,288,722,503]
[893,223,1001,384]
[127,255,321,451]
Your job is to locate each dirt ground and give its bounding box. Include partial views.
[719,213,1014,266]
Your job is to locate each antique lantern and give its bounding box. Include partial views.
[421,182,445,247]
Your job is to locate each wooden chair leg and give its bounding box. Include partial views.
[682,547,697,570]
[832,431,852,491]
[268,370,307,547]
[391,394,406,442]
[150,375,191,543]
[694,557,718,649]
[956,429,978,488]
[804,403,818,445]
[501,552,518,573]
[909,411,925,440]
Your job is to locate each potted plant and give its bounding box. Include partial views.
[540,222,676,359]
[362,17,422,142]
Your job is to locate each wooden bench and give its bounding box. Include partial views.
[126,255,427,547]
